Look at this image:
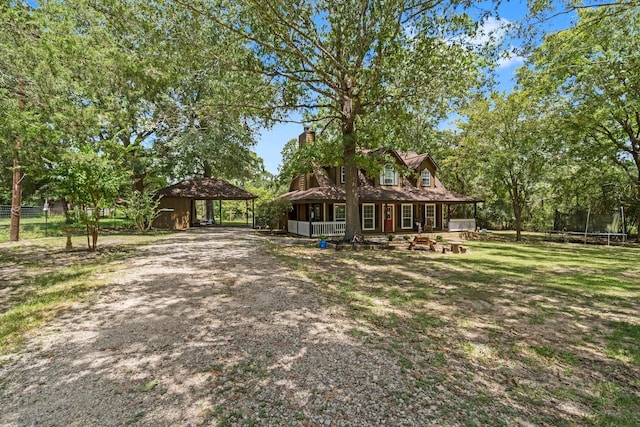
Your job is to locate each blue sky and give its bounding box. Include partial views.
[253,0,572,175]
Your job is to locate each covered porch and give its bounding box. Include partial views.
[285,201,479,238]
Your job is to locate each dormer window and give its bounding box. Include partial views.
[380,164,398,186]
[421,169,431,187]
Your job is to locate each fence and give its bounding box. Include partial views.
[0,205,116,219]
[0,205,45,219]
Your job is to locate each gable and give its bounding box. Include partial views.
[399,151,439,173]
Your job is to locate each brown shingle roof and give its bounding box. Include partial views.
[156,177,257,200]
[398,151,439,171]
[275,174,479,204]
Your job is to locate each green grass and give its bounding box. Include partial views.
[271,237,640,426]
[0,232,170,355]
[0,214,135,240]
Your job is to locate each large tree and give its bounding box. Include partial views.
[523,5,640,239]
[147,0,274,221]
[458,91,552,240]
[154,2,269,182]
[1,1,85,240]
[174,0,493,240]
[57,0,176,192]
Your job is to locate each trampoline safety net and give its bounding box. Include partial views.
[553,207,624,233]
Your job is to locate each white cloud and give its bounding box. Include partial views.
[470,16,512,46]
[497,53,525,69]
[472,17,526,70]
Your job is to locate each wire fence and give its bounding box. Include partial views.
[0,205,45,219]
[0,205,117,219]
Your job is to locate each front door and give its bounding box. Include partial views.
[384,205,394,232]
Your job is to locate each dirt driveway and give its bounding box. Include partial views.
[0,229,439,426]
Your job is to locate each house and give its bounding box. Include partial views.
[277,127,481,237]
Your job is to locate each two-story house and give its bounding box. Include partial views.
[278,127,481,237]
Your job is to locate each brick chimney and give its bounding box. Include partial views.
[298,126,315,149]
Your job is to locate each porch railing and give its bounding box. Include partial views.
[448,218,476,231]
[288,220,309,237]
[288,220,345,237]
[312,221,346,237]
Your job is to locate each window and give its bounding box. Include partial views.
[311,204,321,221]
[425,204,436,228]
[340,166,345,183]
[334,203,346,222]
[379,164,398,186]
[421,169,431,187]
[362,204,375,230]
[401,204,413,229]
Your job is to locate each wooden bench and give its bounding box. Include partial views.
[409,236,436,251]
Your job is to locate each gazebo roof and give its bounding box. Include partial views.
[156,177,257,200]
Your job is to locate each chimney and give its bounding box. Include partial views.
[298,126,315,149]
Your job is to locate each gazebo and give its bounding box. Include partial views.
[153,177,258,230]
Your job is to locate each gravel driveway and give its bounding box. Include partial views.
[0,228,442,426]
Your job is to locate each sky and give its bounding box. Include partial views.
[252,0,572,175]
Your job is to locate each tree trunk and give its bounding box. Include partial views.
[86,208,100,251]
[510,173,522,242]
[636,175,640,243]
[205,200,214,223]
[343,134,362,241]
[9,154,22,242]
[133,173,145,192]
[62,197,73,223]
[9,82,25,242]
[203,163,214,223]
[340,75,362,242]
[514,202,522,242]
[92,208,100,250]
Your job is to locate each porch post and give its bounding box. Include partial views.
[252,199,255,228]
[308,203,313,238]
[447,204,451,231]
[383,204,386,233]
[474,202,478,230]
[219,199,223,226]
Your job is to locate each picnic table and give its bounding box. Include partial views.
[408,235,435,251]
[448,241,465,254]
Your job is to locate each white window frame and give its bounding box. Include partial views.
[340,166,345,184]
[401,204,413,229]
[362,203,376,231]
[334,203,346,222]
[421,169,431,187]
[379,164,398,186]
[425,204,436,227]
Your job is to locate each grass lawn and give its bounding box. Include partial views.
[270,237,640,426]
[0,230,171,356]
[0,214,135,240]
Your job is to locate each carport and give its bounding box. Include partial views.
[152,177,257,230]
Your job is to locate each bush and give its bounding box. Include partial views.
[120,190,163,232]
[255,199,292,229]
